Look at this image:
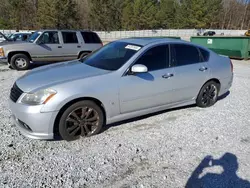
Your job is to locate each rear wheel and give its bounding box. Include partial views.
[196,81,220,108]
[58,100,104,141]
[10,54,30,70]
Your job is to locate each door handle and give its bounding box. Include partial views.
[58,46,62,48]
[199,67,208,71]
[77,45,81,48]
[162,73,174,79]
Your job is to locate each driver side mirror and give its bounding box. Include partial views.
[131,64,148,74]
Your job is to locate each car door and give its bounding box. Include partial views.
[61,31,80,60]
[169,44,210,103]
[119,44,176,114]
[33,31,64,62]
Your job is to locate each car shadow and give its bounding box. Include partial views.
[102,91,230,133]
[185,153,250,188]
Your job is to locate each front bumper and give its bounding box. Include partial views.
[9,99,58,140]
[0,56,7,64]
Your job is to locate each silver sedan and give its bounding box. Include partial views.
[9,38,233,141]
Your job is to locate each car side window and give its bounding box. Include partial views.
[134,45,169,71]
[81,32,102,43]
[39,31,59,44]
[62,32,78,44]
[199,48,210,62]
[171,44,201,67]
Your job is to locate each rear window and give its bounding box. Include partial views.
[62,32,78,44]
[199,48,210,61]
[81,32,102,44]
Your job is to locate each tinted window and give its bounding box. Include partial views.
[81,32,102,43]
[83,42,141,71]
[172,44,200,66]
[62,32,78,43]
[135,45,169,71]
[199,48,210,62]
[38,31,59,44]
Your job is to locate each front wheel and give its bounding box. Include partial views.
[10,54,31,70]
[58,100,104,141]
[196,81,220,108]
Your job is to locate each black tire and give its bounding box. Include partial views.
[58,100,104,141]
[10,54,30,71]
[79,52,90,60]
[196,81,220,108]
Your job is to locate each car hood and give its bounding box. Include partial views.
[16,61,111,92]
[0,40,27,46]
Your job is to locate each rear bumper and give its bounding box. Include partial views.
[219,74,233,96]
[9,99,58,140]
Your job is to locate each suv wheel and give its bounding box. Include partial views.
[10,54,30,71]
[79,52,90,60]
[58,100,104,141]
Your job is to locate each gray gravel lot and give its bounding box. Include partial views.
[0,60,250,188]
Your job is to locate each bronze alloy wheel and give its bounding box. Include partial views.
[59,100,104,141]
[66,107,99,137]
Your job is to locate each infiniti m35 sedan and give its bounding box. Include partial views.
[9,38,233,141]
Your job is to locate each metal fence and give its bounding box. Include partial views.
[95,29,247,41]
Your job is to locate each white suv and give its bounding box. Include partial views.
[0,30,103,70]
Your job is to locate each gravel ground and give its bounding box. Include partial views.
[0,60,250,188]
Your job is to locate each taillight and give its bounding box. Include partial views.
[230,60,233,72]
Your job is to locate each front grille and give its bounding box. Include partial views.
[10,83,23,102]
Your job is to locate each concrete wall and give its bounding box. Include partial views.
[1,29,247,42]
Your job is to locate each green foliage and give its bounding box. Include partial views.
[122,0,158,30]
[156,0,180,28]
[89,0,123,30]
[0,0,248,30]
[37,0,79,29]
[178,0,223,29]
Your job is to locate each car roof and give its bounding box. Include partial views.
[117,37,185,46]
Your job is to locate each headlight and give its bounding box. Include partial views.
[0,47,5,57]
[21,88,57,105]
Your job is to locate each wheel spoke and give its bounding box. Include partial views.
[80,126,86,136]
[66,117,79,124]
[86,113,98,122]
[67,124,79,132]
[69,125,80,136]
[85,108,93,119]
[71,111,80,120]
[81,107,87,119]
[83,123,90,134]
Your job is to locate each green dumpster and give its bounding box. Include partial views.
[191,36,250,60]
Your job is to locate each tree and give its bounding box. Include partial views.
[122,0,158,30]
[89,0,123,30]
[178,0,223,29]
[37,0,79,29]
[156,0,180,28]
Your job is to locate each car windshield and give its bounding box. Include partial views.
[28,32,41,43]
[9,34,17,39]
[82,41,142,71]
